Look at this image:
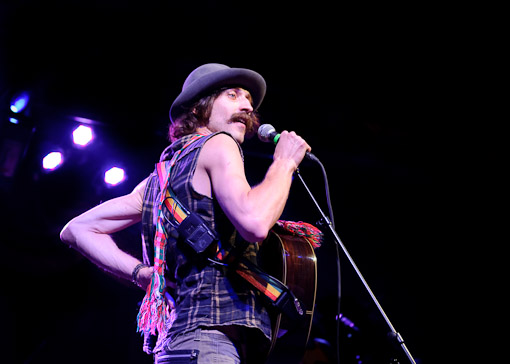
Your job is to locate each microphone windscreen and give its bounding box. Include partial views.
[258,124,276,142]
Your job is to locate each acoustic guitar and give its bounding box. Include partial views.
[258,229,318,364]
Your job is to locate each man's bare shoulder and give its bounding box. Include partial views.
[201,133,243,166]
[204,132,240,150]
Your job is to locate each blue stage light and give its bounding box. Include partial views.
[10,92,30,113]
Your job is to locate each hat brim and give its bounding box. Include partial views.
[170,67,266,123]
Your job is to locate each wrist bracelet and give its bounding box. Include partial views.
[131,263,149,286]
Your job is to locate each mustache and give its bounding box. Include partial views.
[228,112,260,136]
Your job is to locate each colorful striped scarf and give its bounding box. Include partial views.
[137,132,207,336]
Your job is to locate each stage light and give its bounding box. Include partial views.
[9,117,19,124]
[72,125,94,146]
[104,167,125,186]
[42,152,63,170]
[10,92,30,113]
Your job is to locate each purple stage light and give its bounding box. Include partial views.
[42,152,63,170]
[104,167,125,186]
[72,125,94,146]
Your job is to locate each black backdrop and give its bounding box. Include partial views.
[1,1,452,363]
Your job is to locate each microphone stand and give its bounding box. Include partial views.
[294,166,416,364]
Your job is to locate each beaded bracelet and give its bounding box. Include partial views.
[131,263,149,287]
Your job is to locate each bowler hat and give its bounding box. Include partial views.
[169,63,266,123]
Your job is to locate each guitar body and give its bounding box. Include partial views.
[258,229,318,364]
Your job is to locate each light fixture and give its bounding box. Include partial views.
[42,152,63,171]
[10,92,30,113]
[104,167,125,186]
[72,125,94,146]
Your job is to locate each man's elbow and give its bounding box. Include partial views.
[60,220,78,247]
[238,218,271,243]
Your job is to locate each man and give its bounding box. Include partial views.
[60,63,311,363]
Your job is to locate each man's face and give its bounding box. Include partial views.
[207,88,254,144]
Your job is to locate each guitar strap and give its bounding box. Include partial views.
[155,160,306,320]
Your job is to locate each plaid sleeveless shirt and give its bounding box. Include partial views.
[141,132,271,352]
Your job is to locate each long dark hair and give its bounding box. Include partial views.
[168,88,260,142]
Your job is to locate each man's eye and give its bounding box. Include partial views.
[227,92,237,99]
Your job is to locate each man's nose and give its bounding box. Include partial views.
[239,96,253,114]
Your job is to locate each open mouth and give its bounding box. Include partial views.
[229,114,248,125]
[228,112,256,132]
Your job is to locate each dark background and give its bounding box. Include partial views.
[0,1,456,363]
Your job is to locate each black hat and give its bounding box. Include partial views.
[169,63,266,123]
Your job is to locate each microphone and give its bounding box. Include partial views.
[257,124,319,162]
[258,123,281,144]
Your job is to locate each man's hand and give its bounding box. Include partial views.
[136,266,153,291]
[273,130,311,170]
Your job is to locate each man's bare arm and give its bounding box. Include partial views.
[60,178,151,288]
[200,132,309,242]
